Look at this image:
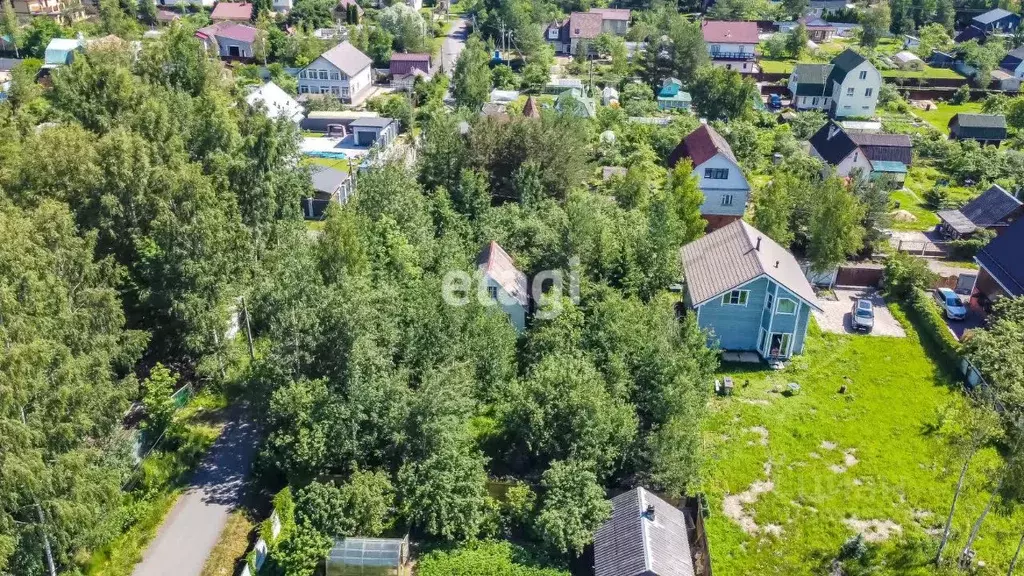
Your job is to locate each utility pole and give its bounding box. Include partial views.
[241,296,255,362]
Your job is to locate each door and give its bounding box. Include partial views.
[228,45,241,58]
[757,328,768,356]
[769,333,792,358]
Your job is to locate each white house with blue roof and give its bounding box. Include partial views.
[680,220,822,360]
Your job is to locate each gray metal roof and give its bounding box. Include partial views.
[940,184,1022,234]
[974,8,1015,25]
[680,220,821,309]
[349,117,395,128]
[594,488,695,576]
[318,41,373,76]
[791,63,833,97]
[310,166,350,194]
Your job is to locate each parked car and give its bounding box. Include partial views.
[934,287,967,320]
[768,94,782,109]
[851,298,874,332]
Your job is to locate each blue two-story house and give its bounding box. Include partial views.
[680,220,822,360]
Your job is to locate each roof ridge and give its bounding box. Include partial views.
[738,220,767,276]
[637,488,653,574]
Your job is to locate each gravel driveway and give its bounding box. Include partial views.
[814,289,906,337]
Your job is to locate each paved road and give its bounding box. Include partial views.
[132,415,257,576]
[441,17,469,75]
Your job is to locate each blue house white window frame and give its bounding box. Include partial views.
[776,298,797,315]
[764,291,774,311]
[723,290,749,306]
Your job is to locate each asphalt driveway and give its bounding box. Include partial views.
[814,288,906,337]
[132,414,257,576]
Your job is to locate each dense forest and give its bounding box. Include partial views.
[0,19,723,575]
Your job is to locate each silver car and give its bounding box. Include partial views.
[851,299,874,332]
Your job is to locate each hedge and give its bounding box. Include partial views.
[904,289,961,368]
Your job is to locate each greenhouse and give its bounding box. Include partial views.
[326,536,409,576]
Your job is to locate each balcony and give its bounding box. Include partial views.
[709,51,757,61]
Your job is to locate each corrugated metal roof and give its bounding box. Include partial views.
[961,185,1021,226]
[976,219,1024,296]
[681,220,820,309]
[594,488,695,576]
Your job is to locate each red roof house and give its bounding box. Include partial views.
[210,2,253,22]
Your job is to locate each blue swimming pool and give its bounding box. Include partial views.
[305,151,349,160]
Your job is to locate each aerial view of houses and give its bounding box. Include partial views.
[3,0,1024,575]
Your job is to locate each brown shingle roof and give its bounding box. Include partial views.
[668,123,736,168]
[569,11,604,39]
[701,20,759,44]
[477,241,528,306]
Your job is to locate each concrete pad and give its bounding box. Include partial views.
[722,351,763,363]
[814,288,906,337]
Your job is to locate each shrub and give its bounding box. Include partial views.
[923,186,950,209]
[947,229,995,260]
[951,84,971,105]
[883,252,937,299]
[907,288,960,365]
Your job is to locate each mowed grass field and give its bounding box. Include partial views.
[699,320,1023,575]
[914,101,985,131]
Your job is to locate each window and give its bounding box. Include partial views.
[299,70,306,79]
[858,70,867,80]
[725,64,732,70]
[299,85,309,94]
[853,151,858,161]
[487,286,498,300]
[330,71,340,80]
[721,194,733,206]
[711,44,720,54]
[864,87,873,97]
[320,86,331,94]
[318,70,328,80]
[331,86,341,96]
[723,290,749,306]
[704,168,729,179]
[846,87,854,96]
[776,298,797,315]
[811,97,818,105]
[765,292,774,311]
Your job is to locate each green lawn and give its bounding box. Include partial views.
[914,101,985,132]
[759,59,795,74]
[889,188,940,231]
[700,321,1022,575]
[305,156,352,174]
[882,66,967,80]
[905,165,977,205]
